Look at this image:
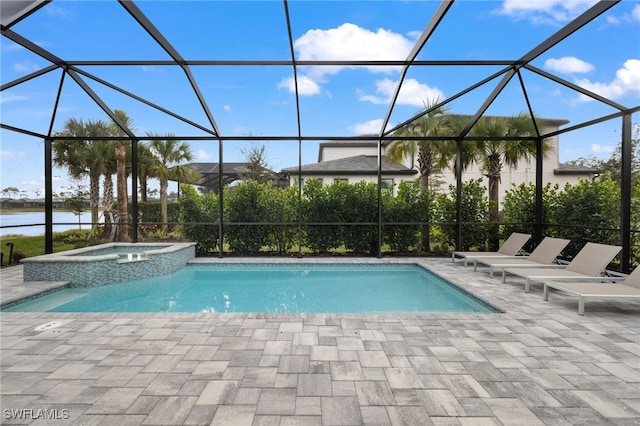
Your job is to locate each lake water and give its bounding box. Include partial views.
[0,212,93,237]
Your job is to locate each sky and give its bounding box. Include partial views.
[1,0,639,199]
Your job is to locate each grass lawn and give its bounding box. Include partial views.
[0,207,76,213]
[0,232,88,266]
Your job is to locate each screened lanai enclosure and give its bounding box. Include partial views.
[1,0,638,271]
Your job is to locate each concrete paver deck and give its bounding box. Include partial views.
[1,257,639,425]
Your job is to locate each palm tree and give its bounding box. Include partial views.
[385,101,455,252]
[83,120,116,236]
[136,143,155,202]
[468,113,548,220]
[53,118,101,226]
[147,134,200,233]
[109,110,135,241]
[386,102,454,192]
[467,113,549,248]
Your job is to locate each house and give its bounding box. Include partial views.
[280,117,598,203]
[186,162,288,194]
[280,153,417,195]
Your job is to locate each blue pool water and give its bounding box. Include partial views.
[3,264,498,313]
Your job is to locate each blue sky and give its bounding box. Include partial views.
[1,0,639,198]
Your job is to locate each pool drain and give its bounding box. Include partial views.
[34,321,63,331]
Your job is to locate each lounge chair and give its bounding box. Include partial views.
[451,232,531,267]
[502,242,622,292]
[472,237,570,277]
[543,267,639,315]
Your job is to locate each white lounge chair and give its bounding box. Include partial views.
[451,232,531,267]
[543,267,640,315]
[502,242,622,292]
[473,237,570,277]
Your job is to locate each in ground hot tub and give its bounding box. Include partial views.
[21,242,196,287]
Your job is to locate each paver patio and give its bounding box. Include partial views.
[1,257,639,425]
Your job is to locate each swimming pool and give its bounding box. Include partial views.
[3,264,499,313]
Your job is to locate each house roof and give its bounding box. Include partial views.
[185,162,284,192]
[189,162,255,175]
[554,163,601,175]
[281,155,417,176]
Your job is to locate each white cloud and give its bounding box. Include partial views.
[544,56,594,74]
[591,143,613,154]
[140,65,163,73]
[633,4,640,21]
[294,23,412,78]
[349,119,385,135]
[14,61,40,73]
[195,149,212,161]
[277,75,321,96]
[575,59,640,101]
[498,0,598,24]
[280,23,414,96]
[45,4,74,19]
[0,150,26,159]
[223,105,231,112]
[0,93,29,103]
[358,78,445,107]
[605,4,640,25]
[606,15,620,25]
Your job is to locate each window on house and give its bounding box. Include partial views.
[381,178,394,191]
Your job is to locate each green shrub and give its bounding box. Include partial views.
[550,174,621,259]
[342,181,379,254]
[502,182,561,251]
[11,250,26,263]
[302,180,379,254]
[138,201,180,224]
[264,185,300,253]
[178,185,220,256]
[435,179,490,250]
[225,180,271,254]
[301,179,343,253]
[382,182,425,253]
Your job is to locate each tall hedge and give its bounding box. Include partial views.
[301,180,379,254]
[502,182,560,251]
[225,180,271,253]
[382,182,426,252]
[138,201,180,232]
[342,181,379,254]
[550,174,621,258]
[435,179,490,251]
[173,176,636,265]
[301,179,344,252]
[178,185,219,256]
[264,185,300,253]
